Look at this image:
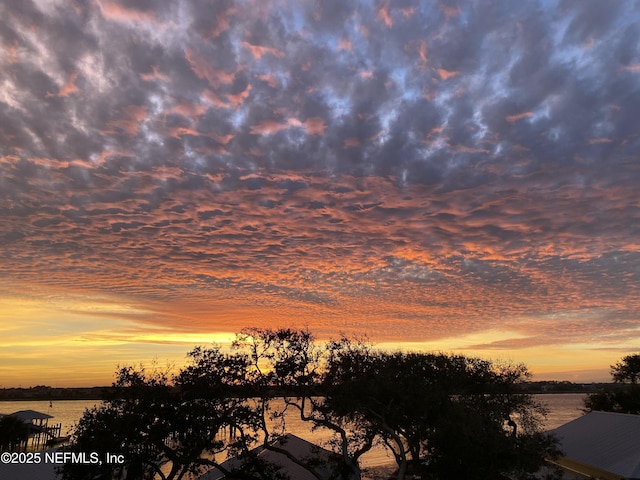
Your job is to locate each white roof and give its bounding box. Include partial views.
[9,410,54,421]
[198,433,339,480]
[553,411,640,479]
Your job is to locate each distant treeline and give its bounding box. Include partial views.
[0,385,112,400]
[0,380,617,400]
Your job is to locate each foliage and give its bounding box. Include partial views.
[59,352,276,480]
[234,329,559,480]
[233,328,364,480]
[322,340,559,480]
[60,328,561,480]
[0,415,30,451]
[611,354,640,384]
[584,353,640,414]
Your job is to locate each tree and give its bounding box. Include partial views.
[611,354,640,384]
[60,351,275,480]
[233,328,367,480]
[584,353,640,414]
[60,328,561,480]
[0,416,30,451]
[234,329,559,480]
[322,341,560,480]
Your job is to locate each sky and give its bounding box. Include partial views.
[1,0,639,387]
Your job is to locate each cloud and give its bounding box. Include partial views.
[1,0,639,369]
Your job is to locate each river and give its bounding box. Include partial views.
[0,393,587,469]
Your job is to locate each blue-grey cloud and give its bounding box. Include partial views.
[1,0,639,347]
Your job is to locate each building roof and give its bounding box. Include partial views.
[552,411,640,480]
[8,410,54,422]
[198,433,342,480]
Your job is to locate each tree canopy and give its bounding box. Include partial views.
[0,415,30,451]
[584,353,640,415]
[60,328,560,480]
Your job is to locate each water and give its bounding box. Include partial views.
[0,393,587,468]
[0,400,100,437]
[534,393,587,430]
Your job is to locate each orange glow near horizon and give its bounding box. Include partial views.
[2,1,640,390]
[2,294,631,387]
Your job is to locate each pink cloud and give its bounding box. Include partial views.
[506,111,533,123]
[208,7,236,38]
[97,0,157,23]
[344,137,361,148]
[249,120,289,135]
[588,137,613,144]
[105,105,147,136]
[46,73,79,98]
[400,7,416,19]
[255,73,278,88]
[619,63,640,72]
[436,68,458,80]
[184,49,235,88]
[202,89,230,109]
[376,0,393,28]
[170,101,206,118]
[139,66,169,82]
[303,117,326,136]
[210,133,234,145]
[337,37,353,52]
[439,4,461,19]
[242,42,286,60]
[226,84,252,107]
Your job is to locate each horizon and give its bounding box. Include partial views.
[2,0,639,388]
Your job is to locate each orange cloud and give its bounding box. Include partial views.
[227,84,252,107]
[208,7,236,38]
[588,137,613,144]
[506,111,533,123]
[436,68,458,80]
[242,42,286,60]
[105,105,147,136]
[139,66,169,82]
[255,73,278,88]
[3,41,19,64]
[439,4,461,19]
[202,89,230,109]
[97,0,157,23]
[184,48,235,88]
[417,40,428,66]
[303,117,326,136]
[452,145,490,154]
[249,120,289,135]
[170,100,206,118]
[337,37,353,52]
[377,0,393,28]
[285,117,326,136]
[344,137,361,148]
[400,7,415,18]
[210,133,234,145]
[620,63,640,72]
[46,73,79,98]
[58,73,79,97]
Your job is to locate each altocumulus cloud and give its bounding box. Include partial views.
[1,0,639,348]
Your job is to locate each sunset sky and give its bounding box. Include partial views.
[1,0,639,387]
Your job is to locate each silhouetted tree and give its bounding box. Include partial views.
[59,352,276,480]
[233,328,366,480]
[0,415,30,451]
[584,353,640,414]
[611,354,640,384]
[323,340,560,480]
[60,329,561,480]
[234,329,559,480]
